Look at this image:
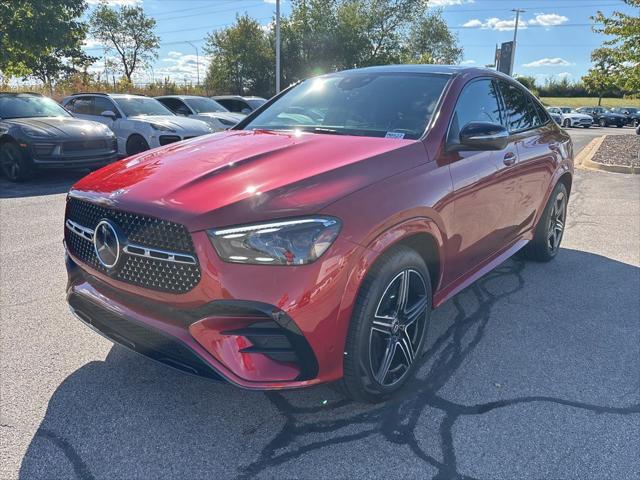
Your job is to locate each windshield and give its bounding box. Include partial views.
[185,97,228,114]
[113,96,173,117]
[0,96,71,119]
[242,73,449,139]
[560,107,576,113]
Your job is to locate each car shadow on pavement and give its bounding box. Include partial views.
[18,249,640,480]
[0,171,87,199]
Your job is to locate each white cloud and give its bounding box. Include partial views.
[462,19,483,28]
[430,0,474,6]
[523,57,574,67]
[87,0,140,5]
[83,37,104,49]
[528,13,568,27]
[463,12,568,31]
[460,59,476,65]
[156,51,210,83]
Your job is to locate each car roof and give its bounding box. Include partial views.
[339,64,471,75]
[156,95,209,100]
[69,92,147,98]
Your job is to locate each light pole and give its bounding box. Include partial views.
[510,8,525,76]
[186,41,200,86]
[275,0,281,94]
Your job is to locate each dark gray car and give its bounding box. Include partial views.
[0,93,118,181]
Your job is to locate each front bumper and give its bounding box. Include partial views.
[65,230,364,389]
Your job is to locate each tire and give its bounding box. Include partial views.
[126,135,150,156]
[562,119,571,128]
[339,246,431,402]
[520,182,568,262]
[599,119,606,127]
[616,123,623,128]
[0,141,33,182]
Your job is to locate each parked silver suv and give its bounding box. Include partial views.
[62,93,213,156]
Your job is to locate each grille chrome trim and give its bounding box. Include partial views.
[65,218,198,266]
[123,244,197,265]
[66,219,94,241]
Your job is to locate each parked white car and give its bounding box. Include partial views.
[549,106,593,129]
[155,95,245,131]
[62,93,213,156]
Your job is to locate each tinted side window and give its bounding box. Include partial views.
[531,99,549,125]
[68,97,93,114]
[498,82,538,132]
[448,79,502,142]
[158,98,185,113]
[93,96,117,116]
[216,99,233,111]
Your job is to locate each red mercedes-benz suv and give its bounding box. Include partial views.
[64,66,573,401]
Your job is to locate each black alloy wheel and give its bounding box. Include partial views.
[520,182,568,262]
[0,142,33,182]
[340,246,431,402]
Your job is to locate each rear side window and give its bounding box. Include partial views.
[497,81,539,132]
[158,98,185,113]
[448,78,502,143]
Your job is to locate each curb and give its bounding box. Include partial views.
[576,135,639,174]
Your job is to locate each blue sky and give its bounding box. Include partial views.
[82,0,637,86]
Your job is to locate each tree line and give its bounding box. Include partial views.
[0,0,637,100]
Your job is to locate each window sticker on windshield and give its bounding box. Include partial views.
[385,132,405,139]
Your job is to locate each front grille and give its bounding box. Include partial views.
[69,293,222,380]
[159,135,181,146]
[63,139,108,152]
[65,197,201,293]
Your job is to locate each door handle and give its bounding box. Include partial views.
[503,152,517,166]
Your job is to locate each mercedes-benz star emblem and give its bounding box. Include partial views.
[93,220,120,269]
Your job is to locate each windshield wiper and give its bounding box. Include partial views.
[306,127,345,135]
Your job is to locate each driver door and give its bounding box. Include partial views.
[444,78,518,282]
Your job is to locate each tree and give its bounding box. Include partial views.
[204,15,273,96]
[89,4,160,84]
[582,48,620,105]
[403,9,463,65]
[591,0,640,93]
[0,0,91,91]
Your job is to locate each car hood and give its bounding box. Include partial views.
[196,112,245,123]
[70,129,424,231]
[565,112,592,120]
[129,115,212,133]
[1,117,113,138]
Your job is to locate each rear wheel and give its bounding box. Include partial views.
[340,246,431,402]
[521,182,568,262]
[126,134,150,156]
[0,141,33,182]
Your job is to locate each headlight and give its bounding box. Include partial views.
[20,125,51,138]
[208,217,341,265]
[150,123,176,132]
[218,118,236,127]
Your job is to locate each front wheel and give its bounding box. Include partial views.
[340,246,431,402]
[0,142,33,182]
[562,119,571,128]
[126,134,150,156]
[521,182,568,262]
[599,119,607,127]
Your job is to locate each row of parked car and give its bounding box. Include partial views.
[0,92,266,181]
[545,105,640,129]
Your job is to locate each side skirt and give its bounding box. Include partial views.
[432,238,529,308]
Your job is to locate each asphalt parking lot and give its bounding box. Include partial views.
[1,134,639,479]
[563,123,637,153]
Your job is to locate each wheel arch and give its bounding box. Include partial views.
[558,170,573,197]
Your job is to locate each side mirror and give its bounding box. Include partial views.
[100,110,117,119]
[451,122,509,151]
[241,108,252,115]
